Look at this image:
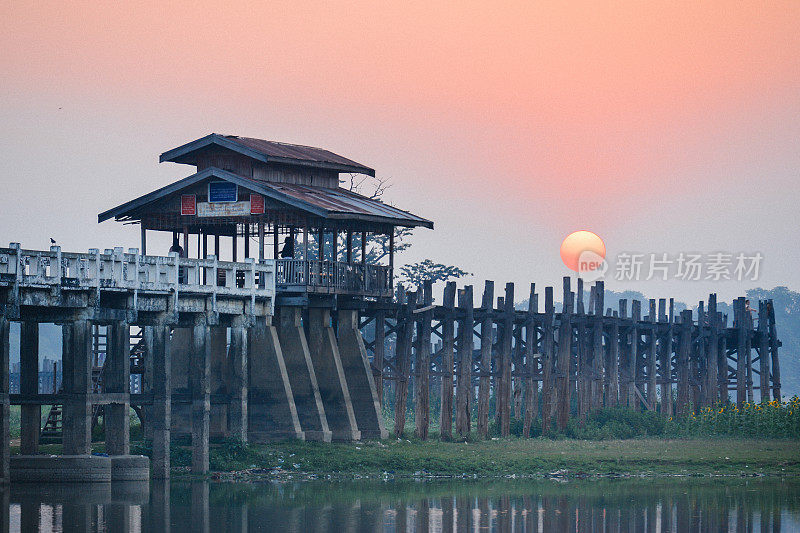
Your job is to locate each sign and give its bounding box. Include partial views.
[180,194,196,216]
[208,181,238,203]
[250,194,265,215]
[197,201,250,217]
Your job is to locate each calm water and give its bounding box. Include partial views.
[3,477,799,532]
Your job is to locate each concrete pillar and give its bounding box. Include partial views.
[191,323,210,475]
[20,322,39,455]
[209,327,228,438]
[247,319,304,441]
[228,325,247,442]
[306,308,360,441]
[276,307,331,442]
[169,328,192,436]
[148,325,172,479]
[62,320,92,455]
[191,481,210,533]
[149,479,171,531]
[0,316,9,484]
[105,322,130,455]
[337,310,388,440]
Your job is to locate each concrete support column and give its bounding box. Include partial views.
[149,479,171,531]
[169,328,192,436]
[248,318,304,441]
[306,308,360,441]
[191,323,210,475]
[337,310,388,440]
[0,316,9,484]
[276,307,331,442]
[148,325,171,479]
[62,320,92,455]
[209,327,228,438]
[20,322,39,455]
[228,325,248,442]
[105,322,130,455]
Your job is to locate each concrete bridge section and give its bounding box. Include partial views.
[0,244,386,483]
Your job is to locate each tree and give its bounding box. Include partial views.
[398,259,470,287]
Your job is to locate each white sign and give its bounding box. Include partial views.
[197,201,250,217]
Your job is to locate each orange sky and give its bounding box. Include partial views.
[1,1,798,301]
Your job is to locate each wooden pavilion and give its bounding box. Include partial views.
[99,133,433,300]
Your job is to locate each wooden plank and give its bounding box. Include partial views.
[476,281,494,439]
[455,285,474,438]
[439,282,456,441]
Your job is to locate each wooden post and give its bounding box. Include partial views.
[555,278,573,431]
[498,283,514,437]
[244,225,250,258]
[735,298,747,406]
[576,279,590,423]
[346,229,353,263]
[258,222,265,261]
[606,309,619,408]
[361,231,367,263]
[455,285,474,438]
[630,300,641,410]
[619,300,633,408]
[0,316,9,484]
[591,282,604,411]
[647,299,657,409]
[523,284,538,437]
[767,300,781,401]
[756,300,769,403]
[477,281,494,439]
[414,281,433,440]
[273,224,280,259]
[232,232,237,262]
[394,291,416,437]
[707,295,720,406]
[373,310,386,405]
[661,299,675,416]
[677,309,692,417]
[440,282,456,441]
[745,304,754,404]
[541,286,555,434]
[718,311,729,404]
[140,225,147,256]
[389,230,395,279]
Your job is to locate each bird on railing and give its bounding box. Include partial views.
[50,238,56,245]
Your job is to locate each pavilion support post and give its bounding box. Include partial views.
[394,291,416,438]
[62,319,92,455]
[318,227,325,261]
[414,281,433,440]
[105,321,130,456]
[258,222,265,262]
[244,224,250,259]
[228,324,248,442]
[148,324,171,479]
[555,278,573,431]
[676,310,692,417]
[523,284,538,436]
[439,282,456,441]
[232,233,237,262]
[337,310,388,440]
[455,285,474,439]
[306,308,360,441]
[20,321,40,455]
[276,307,330,442]
[0,316,9,484]
[191,323,211,475]
[182,227,189,258]
[498,283,514,436]
[734,298,747,406]
[757,300,769,403]
[389,230,395,281]
[476,281,494,439]
[346,229,353,263]
[140,225,147,256]
[541,287,556,434]
[214,235,220,259]
[767,301,781,401]
[361,231,367,263]
[272,224,279,259]
[247,316,303,442]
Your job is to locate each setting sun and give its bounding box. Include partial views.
[560,230,606,271]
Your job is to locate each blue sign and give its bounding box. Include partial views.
[208,181,238,203]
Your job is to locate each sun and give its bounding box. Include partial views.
[560,231,606,272]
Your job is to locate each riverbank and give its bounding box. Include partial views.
[162,437,799,480]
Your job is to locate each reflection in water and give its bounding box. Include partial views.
[1,477,798,532]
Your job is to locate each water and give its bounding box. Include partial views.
[4,477,799,532]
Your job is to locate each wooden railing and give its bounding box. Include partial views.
[0,243,276,312]
[275,259,392,297]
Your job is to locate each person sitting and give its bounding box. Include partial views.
[280,236,295,259]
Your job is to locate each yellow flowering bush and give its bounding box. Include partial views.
[667,396,800,438]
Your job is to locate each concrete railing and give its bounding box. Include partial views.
[0,243,276,309]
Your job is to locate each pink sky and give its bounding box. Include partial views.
[1,1,798,303]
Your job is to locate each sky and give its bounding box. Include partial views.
[1,1,799,306]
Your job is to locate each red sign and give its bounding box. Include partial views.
[250,194,265,215]
[181,194,196,216]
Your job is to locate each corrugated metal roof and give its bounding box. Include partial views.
[160,133,375,176]
[226,136,373,173]
[254,181,433,228]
